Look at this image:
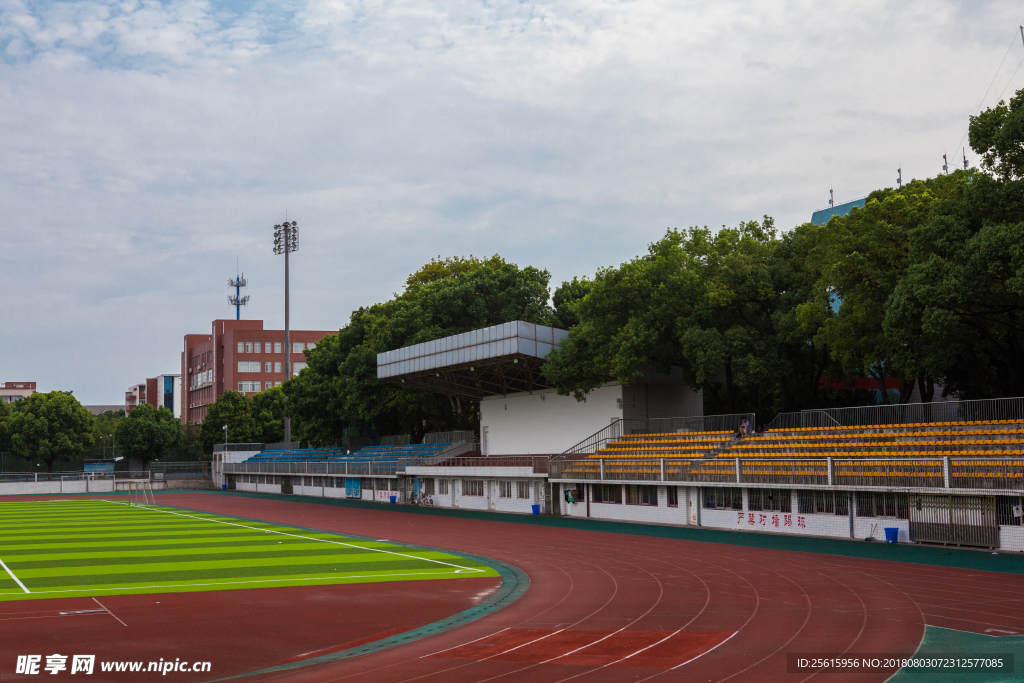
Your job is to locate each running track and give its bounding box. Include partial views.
[9,492,1024,683]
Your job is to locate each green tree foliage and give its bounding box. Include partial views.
[286,255,555,445]
[115,404,184,464]
[5,392,93,472]
[543,219,855,418]
[252,387,287,444]
[91,409,125,455]
[199,391,259,450]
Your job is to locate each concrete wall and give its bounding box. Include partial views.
[0,479,117,496]
[480,383,622,455]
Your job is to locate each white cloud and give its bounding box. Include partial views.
[0,0,1022,402]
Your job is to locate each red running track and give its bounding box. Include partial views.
[8,493,1024,683]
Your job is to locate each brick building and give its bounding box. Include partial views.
[181,319,334,424]
[0,381,36,404]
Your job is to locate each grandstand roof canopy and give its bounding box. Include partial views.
[376,321,569,399]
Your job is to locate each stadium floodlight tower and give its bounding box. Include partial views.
[273,220,299,443]
[227,261,249,320]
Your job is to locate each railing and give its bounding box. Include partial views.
[562,414,755,458]
[150,461,212,478]
[381,434,411,447]
[549,456,1024,493]
[765,396,1024,432]
[424,430,476,444]
[406,456,550,474]
[416,442,478,466]
[224,460,401,476]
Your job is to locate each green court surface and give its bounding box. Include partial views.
[0,500,498,601]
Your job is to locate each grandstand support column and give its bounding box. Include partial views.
[827,457,834,486]
[735,458,741,483]
[599,460,605,480]
[943,457,951,488]
[849,496,855,537]
[660,458,665,481]
[696,487,702,526]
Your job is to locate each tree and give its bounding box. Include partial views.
[92,409,125,457]
[199,391,259,451]
[252,386,287,444]
[969,87,1024,180]
[5,391,93,473]
[115,404,184,465]
[286,255,556,445]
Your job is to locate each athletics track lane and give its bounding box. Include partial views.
[156,493,941,683]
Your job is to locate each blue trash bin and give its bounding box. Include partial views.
[221,484,226,490]
[884,527,899,544]
[531,504,540,515]
[389,495,397,504]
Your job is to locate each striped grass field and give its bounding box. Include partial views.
[0,499,497,602]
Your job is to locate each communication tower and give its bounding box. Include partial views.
[228,260,250,320]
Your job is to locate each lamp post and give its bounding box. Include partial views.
[273,220,299,444]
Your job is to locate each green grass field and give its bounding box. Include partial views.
[0,499,498,601]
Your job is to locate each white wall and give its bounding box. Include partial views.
[0,478,116,496]
[480,383,622,455]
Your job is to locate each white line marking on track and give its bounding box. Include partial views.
[671,631,738,669]
[93,597,127,627]
[99,500,484,574]
[550,628,684,682]
[422,628,511,658]
[0,557,30,593]
[985,628,1017,635]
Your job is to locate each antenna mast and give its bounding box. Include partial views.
[227,257,249,320]
[897,167,902,189]
[829,187,834,208]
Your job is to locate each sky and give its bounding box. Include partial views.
[1,0,1023,404]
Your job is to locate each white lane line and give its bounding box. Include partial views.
[551,628,684,682]
[0,557,30,593]
[92,597,127,627]
[100,500,484,573]
[6,569,469,597]
[670,630,738,669]
[421,628,512,658]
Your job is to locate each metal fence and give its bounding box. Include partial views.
[150,461,212,478]
[548,456,1024,493]
[0,471,150,483]
[562,414,754,458]
[423,430,476,444]
[214,443,264,452]
[381,434,411,447]
[225,460,401,476]
[765,396,1024,431]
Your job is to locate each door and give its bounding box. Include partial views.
[909,494,998,547]
[226,474,236,491]
[281,476,293,495]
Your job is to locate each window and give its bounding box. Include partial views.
[237,381,260,392]
[626,485,657,506]
[438,479,450,495]
[265,362,272,372]
[245,342,253,353]
[998,496,1023,526]
[499,481,512,498]
[237,342,244,353]
[274,381,282,386]
[423,479,435,495]
[462,480,484,496]
[307,342,316,350]
[274,342,282,353]
[265,381,272,389]
[667,486,678,508]
[293,342,305,353]
[702,487,743,510]
[798,490,849,516]
[592,484,622,504]
[238,361,260,372]
[292,361,307,375]
[748,488,791,513]
[517,481,530,499]
[856,492,908,519]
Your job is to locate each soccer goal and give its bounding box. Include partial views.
[126,480,155,506]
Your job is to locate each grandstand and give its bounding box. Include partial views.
[247,442,458,463]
